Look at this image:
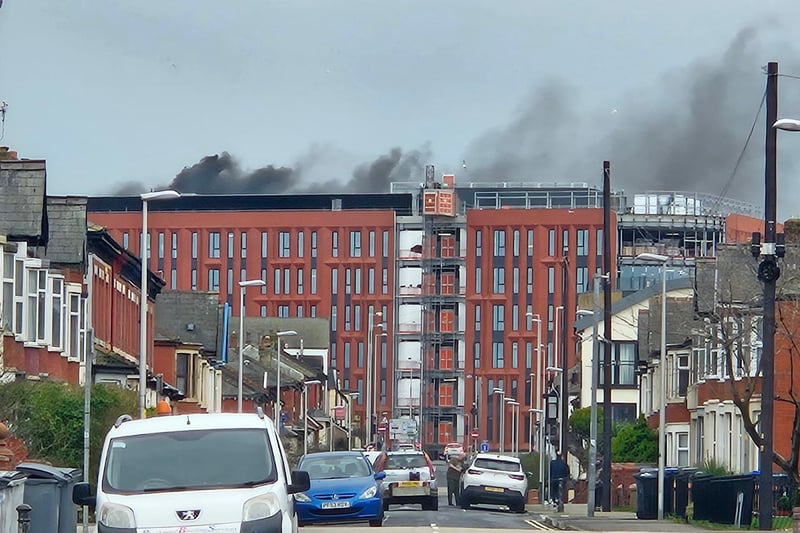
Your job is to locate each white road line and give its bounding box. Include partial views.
[524,518,551,530]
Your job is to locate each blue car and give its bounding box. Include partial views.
[295,451,386,527]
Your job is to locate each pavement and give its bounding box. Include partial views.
[525,502,708,532]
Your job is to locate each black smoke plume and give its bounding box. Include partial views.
[114,145,430,196]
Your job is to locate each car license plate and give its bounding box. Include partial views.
[321,501,351,509]
[399,481,422,487]
[485,486,504,493]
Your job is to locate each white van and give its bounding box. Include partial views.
[73,409,310,533]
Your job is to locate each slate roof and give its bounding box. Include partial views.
[154,291,222,356]
[0,159,48,246]
[42,196,87,267]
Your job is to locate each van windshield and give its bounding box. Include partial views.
[102,428,277,494]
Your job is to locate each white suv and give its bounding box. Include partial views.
[459,453,527,513]
[373,450,439,511]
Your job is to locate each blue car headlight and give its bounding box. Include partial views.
[294,492,311,503]
[360,485,378,499]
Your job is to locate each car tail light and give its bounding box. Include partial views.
[509,474,525,481]
[467,469,482,475]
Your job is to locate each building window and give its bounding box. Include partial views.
[311,268,317,294]
[227,232,234,259]
[191,269,197,291]
[260,305,267,317]
[208,269,220,291]
[176,353,192,398]
[368,268,375,294]
[512,342,518,368]
[279,232,290,258]
[382,230,389,257]
[475,267,481,293]
[369,231,375,257]
[284,269,290,295]
[474,342,481,369]
[577,229,589,256]
[476,230,482,257]
[49,276,64,350]
[493,267,505,293]
[440,383,454,406]
[527,229,533,257]
[350,231,362,257]
[311,231,317,258]
[562,229,569,255]
[171,232,178,259]
[27,269,47,343]
[357,341,364,367]
[493,230,505,257]
[192,232,198,259]
[158,232,165,261]
[260,269,268,294]
[310,305,317,317]
[527,267,533,293]
[548,267,555,294]
[382,268,388,294]
[492,304,504,331]
[332,231,339,257]
[526,342,533,369]
[278,305,289,318]
[576,267,589,293]
[677,431,690,467]
[122,232,129,249]
[331,305,337,331]
[355,268,362,294]
[512,267,519,293]
[297,305,304,318]
[344,305,351,331]
[345,269,352,293]
[297,268,304,295]
[596,229,603,255]
[548,229,556,256]
[331,268,338,293]
[600,342,637,386]
[513,230,520,257]
[354,305,362,331]
[2,253,13,332]
[512,304,519,331]
[209,232,220,258]
[261,232,268,258]
[492,342,504,368]
[297,231,304,258]
[171,270,177,290]
[475,305,481,331]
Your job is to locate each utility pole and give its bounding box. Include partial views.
[560,254,569,465]
[601,160,613,512]
[757,60,779,532]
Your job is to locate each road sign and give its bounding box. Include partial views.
[471,430,479,439]
[479,441,489,453]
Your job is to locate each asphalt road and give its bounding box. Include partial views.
[304,462,550,531]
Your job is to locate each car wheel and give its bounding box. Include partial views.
[369,517,384,527]
[513,502,526,514]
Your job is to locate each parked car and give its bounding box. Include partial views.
[71,409,310,533]
[459,453,527,513]
[373,450,438,511]
[443,442,465,461]
[294,451,385,527]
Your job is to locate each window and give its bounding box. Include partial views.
[350,231,362,257]
[576,267,589,293]
[512,267,519,293]
[279,232,290,257]
[176,353,192,398]
[512,342,519,368]
[240,232,247,259]
[208,269,220,291]
[332,231,339,257]
[192,232,198,259]
[171,232,178,259]
[260,305,267,317]
[158,232,165,260]
[27,268,47,343]
[354,305,361,331]
[67,289,85,361]
[677,432,690,466]
[122,232,129,249]
[383,230,389,257]
[476,230,482,257]
[355,268,362,294]
[475,305,481,331]
[209,232,220,258]
[562,229,569,255]
[599,342,637,386]
[2,252,13,331]
[492,305,504,331]
[548,267,555,293]
[274,269,281,295]
[369,231,375,257]
[577,229,589,256]
[344,305,351,331]
[512,304,519,331]
[368,268,375,294]
[493,230,505,257]
[526,342,533,369]
[526,267,533,293]
[227,232,234,258]
[474,342,481,369]
[261,232,268,258]
[548,229,556,256]
[440,347,454,370]
[596,229,603,255]
[345,269,352,293]
[297,231,304,258]
[310,305,317,317]
[297,268,304,295]
[441,272,455,295]
[191,269,197,291]
[284,269,290,295]
[527,230,533,257]
[440,383,454,406]
[331,305,337,331]
[277,305,289,318]
[382,268,389,294]
[331,268,338,293]
[49,275,64,350]
[492,342,504,368]
[475,267,482,293]
[493,267,505,293]
[513,230,520,256]
[311,268,317,294]
[311,231,317,258]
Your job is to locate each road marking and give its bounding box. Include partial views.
[525,518,552,530]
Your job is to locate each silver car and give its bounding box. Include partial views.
[373,450,439,511]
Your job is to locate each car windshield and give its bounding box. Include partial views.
[103,429,277,494]
[300,455,371,480]
[385,453,427,469]
[474,458,521,472]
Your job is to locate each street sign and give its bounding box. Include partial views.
[471,430,479,439]
[479,441,489,453]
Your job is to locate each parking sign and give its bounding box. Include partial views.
[479,441,489,453]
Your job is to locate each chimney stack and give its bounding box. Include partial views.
[0,146,18,160]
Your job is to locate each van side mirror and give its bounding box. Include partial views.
[374,471,386,481]
[288,470,311,494]
[72,482,96,507]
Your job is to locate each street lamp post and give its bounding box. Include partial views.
[274,330,298,431]
[553,305,565,455]
[365,311,383,447]
[303,380,322,456]
[636,252,669,520]
[493,388,505,452]
[508,400,520,455]
[527,311,544,491]
[347,392,360,450]
[238,279,266,413]
[138,190,180,419]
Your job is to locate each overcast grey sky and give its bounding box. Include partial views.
[3,1,800,215]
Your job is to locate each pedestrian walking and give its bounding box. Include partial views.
[549,454,570,511]
[446,453,466,506]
